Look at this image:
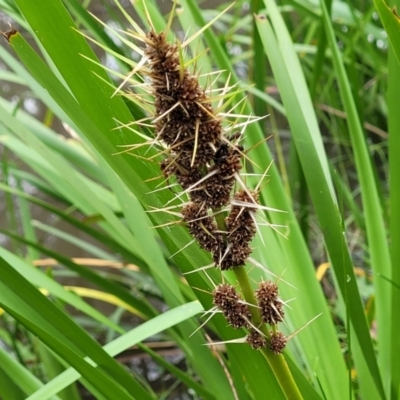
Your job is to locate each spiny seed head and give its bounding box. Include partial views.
[209,189,260,270]
[213,284,251,329]
[213,142,242,175]
[144,31,222,167]
[227,190,259,223]
[256,281,279,301]
[126,18,285,340]
[213,242,251,270]
[145,32,176,64]
[202,174,234,209]
[175,142,243,208]
[213,284,239,307]
[269,331,287,354]
[225,189,258,246]
[256,281,284,325]
[197,142,243,208]
[141,28,253,218]
[246,331,267,350]
[181,203,223,253]
[100,8,288,346]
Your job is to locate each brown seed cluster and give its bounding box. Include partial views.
[245,281,287,354]
[246,331,267,350]
[256,281,284,325]
[144,29,255,272]
[145,31,223,176]
[136,26,288,354]
[213,284,251,329]
[181,203,223,254]
[145,31,221,168]
[269,331,287,355]
[218,189,258,269]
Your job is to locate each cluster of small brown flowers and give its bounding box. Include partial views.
[219,190,258,269]
[213,284,251,329]
[143,30,256,272]
[137,26,287,354]
[269,331,288,355]
[212,281,287,354]
[256,281,285,325]
[246,330,267,350]
[254,281,287,354]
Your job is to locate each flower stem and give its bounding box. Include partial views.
[260,349,304,400]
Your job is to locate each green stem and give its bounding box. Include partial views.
[260,349,303,400]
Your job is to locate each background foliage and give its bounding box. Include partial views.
[0,0,398,399]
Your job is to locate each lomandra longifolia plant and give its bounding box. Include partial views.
[92,2,302,398]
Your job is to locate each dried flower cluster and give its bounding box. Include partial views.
[246,330,267,350]
[112,6,288,354]
[213,282,287,354]
[140,28,287,353]
[142,30,260,275]
[256,281,285,325]
[213,284,252,329]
